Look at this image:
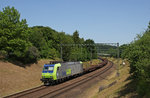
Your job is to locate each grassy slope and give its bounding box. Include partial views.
[0,59,53,97]
[78,57,138,98]
[0,59,101,97]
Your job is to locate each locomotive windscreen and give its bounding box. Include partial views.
[43,66,54,71]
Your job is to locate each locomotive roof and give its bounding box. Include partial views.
[44,61,82,67]
[60,61,82,65]
[44,64,55,67]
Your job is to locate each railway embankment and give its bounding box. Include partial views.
[0,59,50,97]
[3,58,111,98]
[78,58,138,98]
[0,59,101,97]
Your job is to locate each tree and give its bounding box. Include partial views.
[122,22,150,97]
[30,26,60,59]
[0,6,38,63]
[73,30,80,44]
[119,44,129,59]
[0,6,98,63]
[84,39,97,60]
[59,33,74,61]
[26,46,40,63]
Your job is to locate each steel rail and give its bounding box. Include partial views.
[40,61,113,98]
[4,59,113,98]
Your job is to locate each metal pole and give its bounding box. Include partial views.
[117,43,120,58]
[117,43,120,77]
[81,45,82,60]
[61,45,62,60]
[98,45,100,57]
[91,48,92,60]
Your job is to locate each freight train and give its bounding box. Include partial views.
[40,58,107,85]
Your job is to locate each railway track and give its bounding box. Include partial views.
[41,61,113,98]
[4,85,47,98]
[5,60,113,98]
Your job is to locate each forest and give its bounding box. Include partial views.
[0,6,98,63]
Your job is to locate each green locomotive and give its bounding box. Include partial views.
[41,61,83,85]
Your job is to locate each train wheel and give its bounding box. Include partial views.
[51,81,55,85]
[44,82,50,86]
[56,80,59,84]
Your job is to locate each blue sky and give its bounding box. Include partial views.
[1,0,150,45]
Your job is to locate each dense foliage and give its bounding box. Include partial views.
[0,6,34,63]
[120,23,150,97]
[98,44,118,57]
[0,6,97,63]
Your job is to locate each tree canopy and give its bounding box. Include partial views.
[0,6,35,63]
[120,23,150,97]
[0,6,97,63]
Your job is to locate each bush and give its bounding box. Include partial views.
[0,50,7,59]
[123,23,150,97]
[25,46,40,63]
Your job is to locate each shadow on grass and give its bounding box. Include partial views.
[8,59,38,68]
[117,77,140,98]
[0,57,39,68]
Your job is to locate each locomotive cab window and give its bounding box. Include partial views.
[43,66,54,71]
[48,67,54,71]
